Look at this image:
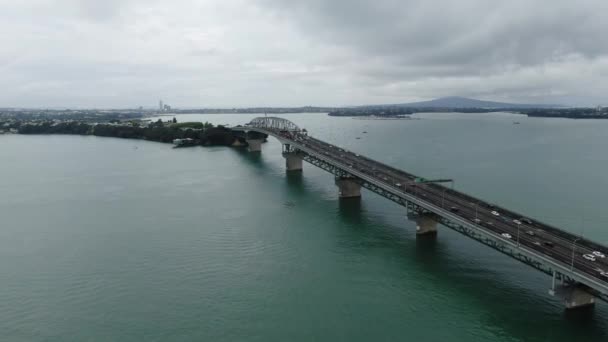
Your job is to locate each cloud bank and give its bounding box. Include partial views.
[0,0,606,107]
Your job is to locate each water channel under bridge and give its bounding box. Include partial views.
[232,116,608,311]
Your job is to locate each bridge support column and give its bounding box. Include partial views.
[553,284,595,310]
[408,212,438,236]
[246,139,263,152]
[335,177,361,198]
[284,153,303,172]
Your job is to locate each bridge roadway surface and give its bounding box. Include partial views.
[234,122,608,303]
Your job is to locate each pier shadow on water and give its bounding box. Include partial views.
[230,147,268,171]
[284,170,305,193]
[337,197,364,225]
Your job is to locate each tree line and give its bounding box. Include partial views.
[15,120,247,146]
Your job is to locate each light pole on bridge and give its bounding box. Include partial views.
[474,202,478,221]
[441,180,455,209]
[571,237,581,271]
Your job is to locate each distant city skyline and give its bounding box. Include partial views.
[1,0,607,108]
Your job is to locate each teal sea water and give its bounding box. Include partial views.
[1,112,608,341]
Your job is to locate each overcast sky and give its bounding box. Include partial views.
[1,0,607,108]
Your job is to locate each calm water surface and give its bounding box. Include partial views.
[1,113,608,341]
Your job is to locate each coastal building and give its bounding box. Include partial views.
[158,100,172,112]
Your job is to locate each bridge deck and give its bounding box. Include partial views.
[233,124,608,301]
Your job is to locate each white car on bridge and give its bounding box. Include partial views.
[583,254,596,262]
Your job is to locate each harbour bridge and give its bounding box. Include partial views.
[233,116,608,310]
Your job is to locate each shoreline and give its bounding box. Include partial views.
[0,118,264,148]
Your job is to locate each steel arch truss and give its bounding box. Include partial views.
[249,117,300,132]
[301,154,351,178]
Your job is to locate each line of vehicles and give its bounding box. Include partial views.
[484,209,604,262]
[426,190,608,280]
[265,127,608,282]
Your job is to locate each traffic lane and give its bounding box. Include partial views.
[396,181,580,259]
[423,185,608,269]
[411,184,608,281]
[512,222,608,268]
[419,193,608,283]
[412,192,602,281]
[418,184,590,261]
[392,167,608,252]
[307,138,419,181]
[416,183,586,251]
[426,182,608,259]
[326,150,562,257]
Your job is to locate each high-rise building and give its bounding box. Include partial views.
[159,100,164,111]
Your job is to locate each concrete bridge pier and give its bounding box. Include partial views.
[284,152,303,172]
[408,212,438,236]
[335,177,361,198]
[246,139,263,152]
[552,283,596,310]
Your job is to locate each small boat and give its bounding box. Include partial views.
[173,138,197,147]
[356,137,361,139]
[362,131,367,133]
[513,121,520,125]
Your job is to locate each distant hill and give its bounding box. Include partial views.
[386,96,561,109]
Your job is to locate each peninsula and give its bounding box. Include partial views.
[0,113,256,147]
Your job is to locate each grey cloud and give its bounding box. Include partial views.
[251,0,608,104]
[0,0,607,107]
[75,0,125,21]
[66,0,158,22]
[261,0,608,69]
